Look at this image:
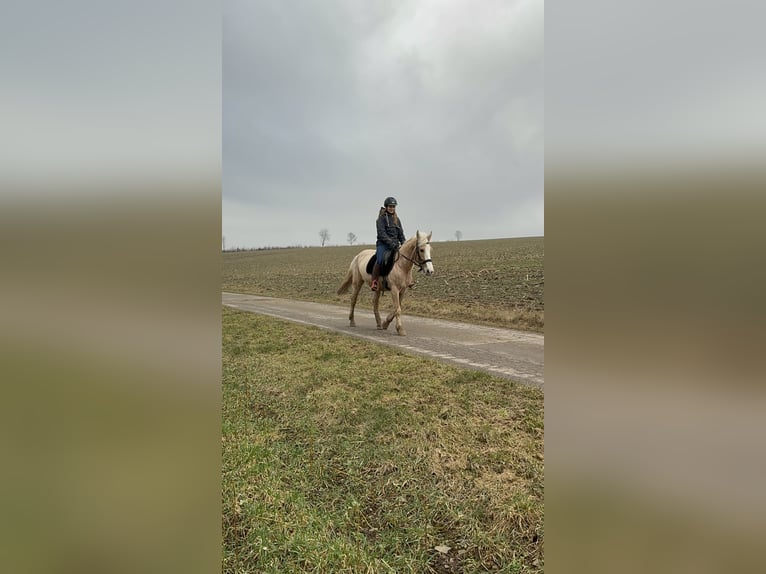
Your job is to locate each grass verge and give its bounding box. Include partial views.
[223,307,544,573]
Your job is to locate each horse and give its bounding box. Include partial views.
[337,230,434,336]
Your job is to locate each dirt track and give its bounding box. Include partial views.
[223,292,544,388]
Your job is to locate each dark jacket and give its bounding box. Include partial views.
[376,212,405,249]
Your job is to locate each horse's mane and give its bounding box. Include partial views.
[401,232,423,251]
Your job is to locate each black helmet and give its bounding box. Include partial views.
[384,196,398,207]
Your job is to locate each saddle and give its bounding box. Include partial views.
[366,249,396,276]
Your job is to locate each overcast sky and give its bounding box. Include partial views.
[223,0,543,249]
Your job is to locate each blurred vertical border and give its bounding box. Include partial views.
[547,1,766,572]
[1,1,221,573]
[5,0,766,572]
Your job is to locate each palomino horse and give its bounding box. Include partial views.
[337,230,434,336]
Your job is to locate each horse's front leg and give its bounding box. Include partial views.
[383,289,405,336]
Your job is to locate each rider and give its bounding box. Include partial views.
[371,196,406,291]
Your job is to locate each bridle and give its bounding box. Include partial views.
[396,240,433,272]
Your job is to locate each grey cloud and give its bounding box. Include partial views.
[224,0,543,248]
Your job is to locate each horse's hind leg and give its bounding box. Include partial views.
[373,289,383,329]
[348,280,363,327]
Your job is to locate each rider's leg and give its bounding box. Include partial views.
[371,244,386,291]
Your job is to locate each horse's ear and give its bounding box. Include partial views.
[427,231,432,241]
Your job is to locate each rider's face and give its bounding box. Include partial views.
[386,205,396,212]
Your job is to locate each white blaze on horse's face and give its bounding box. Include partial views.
[417,230,434,275]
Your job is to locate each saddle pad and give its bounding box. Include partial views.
[365,250,395,275]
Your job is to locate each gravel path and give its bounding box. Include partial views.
[223,292,544,388]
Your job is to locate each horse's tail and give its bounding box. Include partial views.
[337,262,354,294]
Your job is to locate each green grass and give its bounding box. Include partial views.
[222,237,544,332]
[223,307,544,573]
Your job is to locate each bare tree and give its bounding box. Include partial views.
[319,228,331,246]
[455,230,463,241]
[347,232,357,245]
[222,235,226,251]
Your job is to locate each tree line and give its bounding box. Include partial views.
[223,230,465,251]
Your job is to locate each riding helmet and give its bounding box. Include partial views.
[384,196,398,207]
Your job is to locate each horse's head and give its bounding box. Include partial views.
[415,230,434,275]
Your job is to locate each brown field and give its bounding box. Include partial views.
[222,236,544,332]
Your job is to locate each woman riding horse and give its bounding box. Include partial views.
[337,229,434,336]
[371,196,406,291]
